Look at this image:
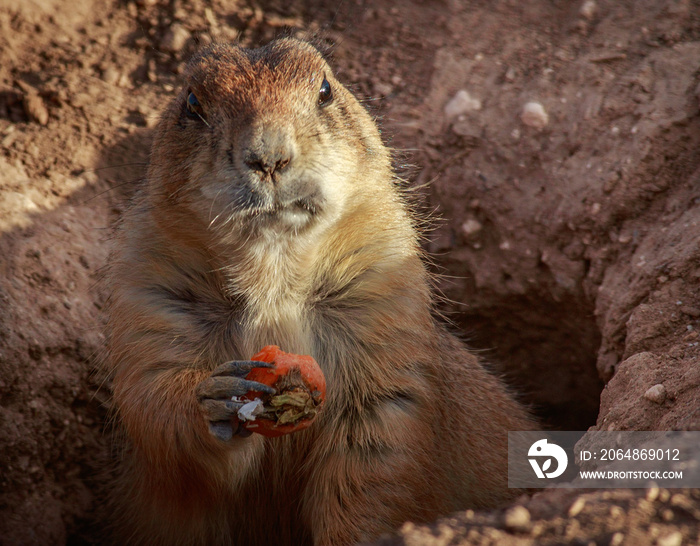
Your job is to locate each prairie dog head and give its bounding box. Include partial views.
[148,38,392,247]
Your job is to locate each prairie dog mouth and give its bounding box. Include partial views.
[246,191,322,217]
[198,171,330,233]
[248,197,319,218]
[239,194,323,233]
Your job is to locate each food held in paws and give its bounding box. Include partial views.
[242,345,326,437]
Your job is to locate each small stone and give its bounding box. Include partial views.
[646,486,659,502]
[609,532,624,546]
[659,489,671,502]
[565,519,581,538]
[568,497,586,517]
[461,218,483,237]
[644,384,667,404]
[1,131,17,148]
[680,306,700,317]
[196,32,213,47]
[102,67,120,85]
[603,174,619,193]
[451,120,481,139]
[400,521,416,534]
[503,505,531,531]
[521,101,548,129]
[444,90,482,120]
[590,203,601,215]
[204,7,217,27]
[683,331,698,341]
[531,522,545,538]
[657,531,682,546]
[670,493,693,509]
[23,92,49,125]
[160,24,191,53]
[579,0,597,20]
[610,506,624,519]
[373,82,393,96]
[618,233,632,244]
[26,143,40,159]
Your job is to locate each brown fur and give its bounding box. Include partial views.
[104,38,536,545]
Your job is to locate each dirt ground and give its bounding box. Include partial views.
[1,0,699,544]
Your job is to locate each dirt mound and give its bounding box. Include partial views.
[1,0,698,544]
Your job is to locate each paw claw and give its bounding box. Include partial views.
[211,360,274,378]
[197,360,278,441]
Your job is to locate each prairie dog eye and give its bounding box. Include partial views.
[318,77,333,107]
[186,91,205,120]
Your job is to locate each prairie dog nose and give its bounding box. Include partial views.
[243,125,297,180]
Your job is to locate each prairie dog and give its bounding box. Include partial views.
[105,38,535,545]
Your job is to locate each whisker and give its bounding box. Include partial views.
[208,187,225,226]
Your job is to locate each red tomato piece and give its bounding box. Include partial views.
[242,346,326,438]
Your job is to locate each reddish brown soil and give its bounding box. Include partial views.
[1,0,699,544]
